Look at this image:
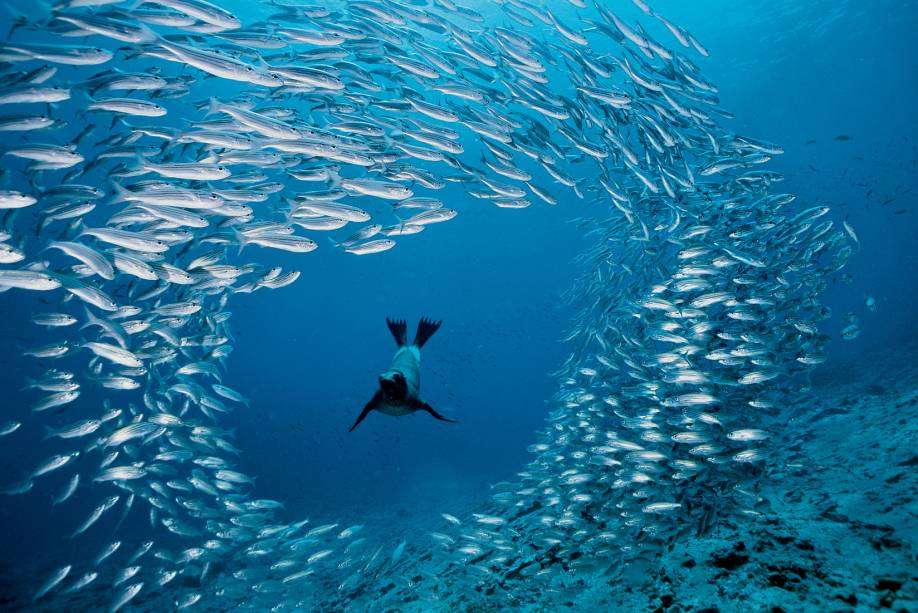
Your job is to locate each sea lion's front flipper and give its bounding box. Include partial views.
[349,391,382,432]
[386,318,407,347]
[416,400,456,424]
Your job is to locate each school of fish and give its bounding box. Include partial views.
[0,0,853,609]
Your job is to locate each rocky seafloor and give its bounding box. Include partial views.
[501,341,917,613]
[357,339,918,613]
[2,339,915,612]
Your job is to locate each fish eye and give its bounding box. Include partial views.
[245,66,253,71]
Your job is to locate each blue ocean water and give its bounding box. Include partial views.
[0,0,915,610]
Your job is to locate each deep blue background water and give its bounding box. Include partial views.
[225,0,918,528]
[0,0,915,575]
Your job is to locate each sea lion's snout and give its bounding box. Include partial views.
[379,371,407,401]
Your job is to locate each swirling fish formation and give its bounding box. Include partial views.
[0,0,850,609]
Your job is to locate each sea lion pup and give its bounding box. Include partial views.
[348,317,457,432]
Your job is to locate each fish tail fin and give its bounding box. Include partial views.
[80,306,103,332]
[108,181,131,204]
[385,318,407,347]
[127,155,150,178]
[2,1,31,38]
[73,219,88,239]
[206,97,223,118]
[413,317,441,349]
[383,132,400,151]
[235,232,248,255]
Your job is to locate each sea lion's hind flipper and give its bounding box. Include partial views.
[349,391,382,432]
[386,318,407,347]
[417,400,456,424]
[413,317,441,349]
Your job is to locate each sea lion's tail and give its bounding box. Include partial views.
[413,317,441,349]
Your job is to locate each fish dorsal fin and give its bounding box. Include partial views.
[385,318,407,347]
